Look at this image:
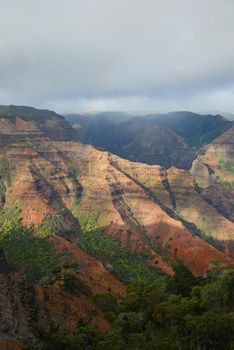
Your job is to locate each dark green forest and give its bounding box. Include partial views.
[0,217,233,350]
[31,261,234,350]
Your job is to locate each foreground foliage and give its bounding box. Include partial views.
[33,262,234,350]
[0,212,233,349]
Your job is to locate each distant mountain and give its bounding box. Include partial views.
[66,111,132,126]
[201,111,234,121]
[106,122,195,169]
[67,111,232,169]
[223,112,234,121]
[140,111,231,147]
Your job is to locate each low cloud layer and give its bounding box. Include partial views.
[0,0,234,113]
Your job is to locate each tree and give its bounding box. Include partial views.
[167,260,197,296]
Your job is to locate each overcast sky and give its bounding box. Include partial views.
[0,0,234,114]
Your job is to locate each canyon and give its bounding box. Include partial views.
[0,106,233,348]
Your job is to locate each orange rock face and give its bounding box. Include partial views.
[50,235,126,297]
[190,126,234,255]
[0,115,233,276]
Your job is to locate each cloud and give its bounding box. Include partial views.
[0,0,234,113]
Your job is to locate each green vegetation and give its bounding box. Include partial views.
[166,260,197,296]
[0,218,60,281]
[33,322,103,350]
[0,159,13,207]
[0,158,13,185]
[73,208,164,283]
[94,292,118,313]
[66,157,80,179]
[0,181,6,207]
[62,273,91,296]
[0,201,22,224]
[218,159,234,175]
[0,105,62,123]
[33,262,234,350]
[37,214,69,237]
[0,209,232,349]
[73,208,100,234]
[81,230,163,283]
[1,208,162,285]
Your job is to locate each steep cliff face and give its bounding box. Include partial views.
[189,126,234,255]
[0,111,232,273]
[205,125,234,161]
[105,156,234,264]
[0,107,234,348]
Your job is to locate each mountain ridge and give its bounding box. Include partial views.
[67,110,233,169]
[0,105,233,348]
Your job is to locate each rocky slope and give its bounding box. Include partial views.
[0,106,234,348]
[0,271,112,349]
[0,108,233,267]
[190,125,234,253]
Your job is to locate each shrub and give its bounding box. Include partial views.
[37,214,69,237]
[63,273,91,296]
[94,292,118,312]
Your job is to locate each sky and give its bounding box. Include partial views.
[0,0,234,114]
